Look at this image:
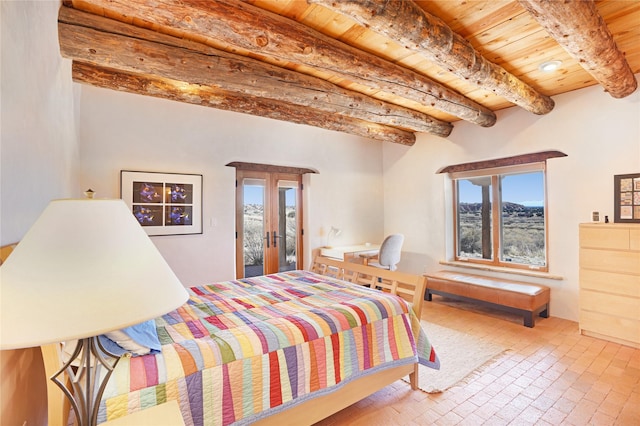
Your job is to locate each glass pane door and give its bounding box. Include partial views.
[241,177,266,278]
[276,180,299,272]
[236,171,302,278]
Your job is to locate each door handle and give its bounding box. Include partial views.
[265,231,270,248]
[272,231,280,247]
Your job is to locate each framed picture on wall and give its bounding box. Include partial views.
[121,170,203,235]
[614,173,640,223]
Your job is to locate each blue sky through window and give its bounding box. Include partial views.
[458,172,544,206]
[244,185,296,206]
[244,185,264,205]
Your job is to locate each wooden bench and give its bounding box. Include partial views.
[424,271,550,328]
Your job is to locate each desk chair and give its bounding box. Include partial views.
[360,234,404,271]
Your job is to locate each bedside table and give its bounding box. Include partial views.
[101,400,185,426]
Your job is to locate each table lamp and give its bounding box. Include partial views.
[0,195,189,426]
[326,226,342,248]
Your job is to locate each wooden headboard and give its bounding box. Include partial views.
[2,242,52,426]
[1,242,70,426]
[310,255,427,319]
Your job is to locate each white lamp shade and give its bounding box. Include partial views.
[0,199,189,350]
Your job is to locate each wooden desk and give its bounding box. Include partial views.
[320,244,380,262]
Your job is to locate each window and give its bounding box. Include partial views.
[451,163,548,272]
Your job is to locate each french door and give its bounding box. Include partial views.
[235,170,303,278]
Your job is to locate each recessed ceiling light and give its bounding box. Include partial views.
[539,60,562,72]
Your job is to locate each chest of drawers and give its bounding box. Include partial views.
[579,223,640,348]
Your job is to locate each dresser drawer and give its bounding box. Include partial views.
[580,289,640,320]
[579,248,640,275]
[580,310,640,345]
[579,269,640,297]
[579,226,630,250]
[631,228,640,251]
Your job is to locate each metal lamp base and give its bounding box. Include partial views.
[50,336,122,426]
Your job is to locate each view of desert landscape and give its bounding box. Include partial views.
[458,202,546,266]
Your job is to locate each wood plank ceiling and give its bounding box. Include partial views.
[58,0,639,145]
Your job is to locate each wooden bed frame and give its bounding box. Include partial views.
[2,243,427,426]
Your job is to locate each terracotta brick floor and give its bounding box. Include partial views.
[314,296,640,425]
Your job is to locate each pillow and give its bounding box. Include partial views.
[59,320,161,365]
[100,319,161,357]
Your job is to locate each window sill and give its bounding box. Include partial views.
[439,260,564,280]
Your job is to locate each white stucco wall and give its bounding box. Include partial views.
[78,86,385,286]
[383,80,640,321]
[1,1,80,425]
[1,0,80,243]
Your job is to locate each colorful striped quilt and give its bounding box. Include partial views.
[99,270,439,425]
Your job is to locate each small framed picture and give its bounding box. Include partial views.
[614,173,640,223]
[121,170,203,235]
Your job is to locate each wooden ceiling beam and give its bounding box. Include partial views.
[66,0,496,127]
[518,0,637,99]
[71,61,416,145]
[58,7,451,137]
[309,0,555,115]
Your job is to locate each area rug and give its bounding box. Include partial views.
[406,321,507,393]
